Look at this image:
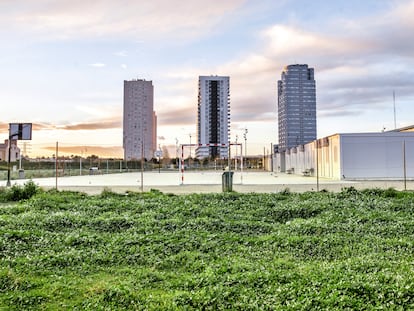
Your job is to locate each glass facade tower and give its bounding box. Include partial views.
[278,64,316,151]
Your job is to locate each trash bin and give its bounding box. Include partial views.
[18,169,25,179]
[222,171,234,192]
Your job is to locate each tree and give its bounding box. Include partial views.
[87,154,99,160]
[161,146,170,159]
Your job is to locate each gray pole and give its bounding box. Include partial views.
[175,138,178,167]
[228,142,231,171]
[271,143,273,172]
[240,143,244,184]
[141,139,144,192]
[393,91,397,129]
[403,140,407,191]
[55,142,58,190]
[235,135,238,170]
[6,137,11,187]
[189,134,192,158]
[158,144,161,173]
[243,128,248,169]
[316,141,319,192]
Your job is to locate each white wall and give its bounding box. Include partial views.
[341,133,414,179]
[317,135,341,179]
[277,132,414,180]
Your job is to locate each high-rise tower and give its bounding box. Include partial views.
[278,64,316,151]
[123,79,157,160]
[196,75,230,159]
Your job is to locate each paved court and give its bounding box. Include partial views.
[6,170,414,195]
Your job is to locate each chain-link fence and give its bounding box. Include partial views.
[0,155,271,181]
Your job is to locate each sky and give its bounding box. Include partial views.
[1,0,414,158]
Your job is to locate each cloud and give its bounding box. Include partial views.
[3,0,246,41]
[32,122,56,131]
[42,145,123,158]
[158,106,196,126]
[0,123,9,133]
[114,50,127,57]
[318,109,362,118]
[0,122,57,135]
[88,63,106,68]
[4,0,414,151]
[209,1,414,125]
[58,119,121,131]
[148,1,414,136]
[0,119,121,136]
[261,25,370,60]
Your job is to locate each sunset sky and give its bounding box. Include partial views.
[1,0,414,158]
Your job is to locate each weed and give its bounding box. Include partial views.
[0,180,41,202]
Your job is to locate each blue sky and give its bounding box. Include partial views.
[1,0,414,157]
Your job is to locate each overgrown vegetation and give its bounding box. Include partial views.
[0,180,42,202]
[1,188,414,309]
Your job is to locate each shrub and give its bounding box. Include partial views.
[341,186,358,195]
[100,187,120,198]
[383,187,398,198]
[1,180,41,202]
[279,188,291,195]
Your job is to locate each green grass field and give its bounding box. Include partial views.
[1,187,414,310]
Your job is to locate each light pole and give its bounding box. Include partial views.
[6,138,11,187]
[189,133,192,169]
[158,144,161,173]
[189,134,192,158]
[80,147,87,176]
[243,128,248,168]
[235,134,238,170]
[141,120,146,192]
[175,138,179,168]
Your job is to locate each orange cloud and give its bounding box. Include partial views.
[0,123,8,132]
[59,120,121,131]
[41,145,123,158]
[0,119,121,134]
[0,122,55,135]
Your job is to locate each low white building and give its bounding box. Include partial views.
[274,131,414,180]
[0,140,20,162]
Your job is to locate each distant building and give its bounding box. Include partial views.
[278,64,316,152]
[0,140,20,162]
[196,75,230,159]
[123,79,157,160]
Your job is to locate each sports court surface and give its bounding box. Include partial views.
[7,171,413,194]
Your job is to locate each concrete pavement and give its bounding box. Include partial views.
[6,170,414,195]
